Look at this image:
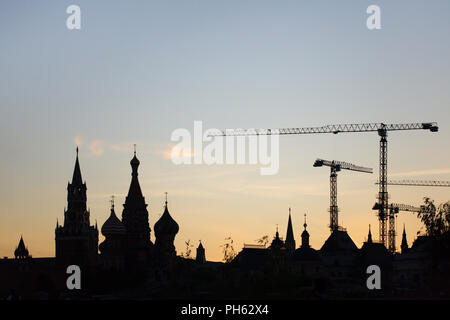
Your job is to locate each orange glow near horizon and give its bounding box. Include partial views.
[0,147,448,262]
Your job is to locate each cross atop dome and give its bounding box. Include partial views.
[304,213,307,229]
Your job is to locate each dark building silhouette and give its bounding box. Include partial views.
[319,228,359,285]
[55,147,98,268]
[292,215,324,278]
[1,147,449,300]
[359,225,392,291]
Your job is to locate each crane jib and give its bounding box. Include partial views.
[209,122,438,137]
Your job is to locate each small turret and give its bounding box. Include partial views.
[301,214,310,248]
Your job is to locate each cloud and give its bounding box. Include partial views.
[155,143,194,161]
[73,136,144,157]
[74,136,83,147]
[88,140,104,157]
[109,143,135,153]
[389,168,450,177]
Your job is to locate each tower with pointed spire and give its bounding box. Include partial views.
[401,224,408,254]
[154,193,179,258]
[367,224,373,244]
[121,147,152,265]
[196,241,206,263]
[55,147,98,268]
[285,207,296,254]
[14,236,30,259]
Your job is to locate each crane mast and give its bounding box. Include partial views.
[314,159,372,232]
[209,122,438,247]
[388,203,422,253]
[377,179,448,252]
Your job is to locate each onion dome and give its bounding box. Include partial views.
[154,198,179,236]
[14,236,29,259]
[130,154,140,166]
[130,144,140,167]
[101,197,126,236]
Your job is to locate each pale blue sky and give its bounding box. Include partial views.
[0,1,449,260]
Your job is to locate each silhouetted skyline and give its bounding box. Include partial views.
[1,1,450,262]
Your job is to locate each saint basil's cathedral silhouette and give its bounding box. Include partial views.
[0,148,185,298]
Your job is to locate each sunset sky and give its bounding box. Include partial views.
[1,1,449,261]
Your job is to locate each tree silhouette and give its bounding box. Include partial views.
[180,239,194,259]
[256,235,269,247]
[221,237,236,263]
[417,197,450,236]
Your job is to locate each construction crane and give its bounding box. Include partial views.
[209,122,439,246]
[376,179,449,252]
[388,203,422,253]
[313,159,372,232]
[389,203,421,213]
[377,180,450,187]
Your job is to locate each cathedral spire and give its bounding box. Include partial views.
[196,240,206,263]
[72,146,83,186]
[401,224,408,254]
[127,146,144,199]
[122,147,151,259]
[285,207,295,253]
[66,147,88,217]
[367,224,373,243]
